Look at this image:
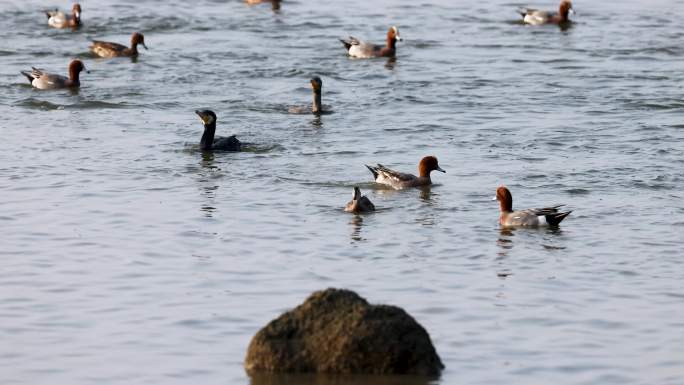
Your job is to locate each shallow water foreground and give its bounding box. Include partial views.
[1,0,683,384]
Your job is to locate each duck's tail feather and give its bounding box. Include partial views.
[340,39,352,51]
[353,186,361,200]
[20,70,34,82]
[365,165,378,180]
[545,210,572,226]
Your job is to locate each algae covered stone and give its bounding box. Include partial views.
[245,288,444,376]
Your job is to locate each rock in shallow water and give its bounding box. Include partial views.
[245,288,444,376]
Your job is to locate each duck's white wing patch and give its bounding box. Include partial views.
[523,11,548,25]
[348,40,375,58]
[47,12,67,26]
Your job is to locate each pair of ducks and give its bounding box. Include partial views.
[338,0,575,60]
[346,173,572,229]
[345,156,444,213]
[20,32,148,90]
[46,3,149,57]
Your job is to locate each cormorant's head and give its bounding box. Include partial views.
[310,76,323,93]
[195,110,216,125]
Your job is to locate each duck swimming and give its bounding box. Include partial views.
[245,0,281,9]
[46,3,81,29]
[90,32,148,58]
[21,59,86,90]
[195,110,241,152]
[494,186,572,227]
[345,187,375,213]
[366,156,444,189]
[340,26,402,58]
[288,76,324,114]
[518,0,574,25]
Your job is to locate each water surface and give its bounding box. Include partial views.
[1,1,683,384]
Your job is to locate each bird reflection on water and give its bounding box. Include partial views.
[197,151,219,217]
[349,215,365,242]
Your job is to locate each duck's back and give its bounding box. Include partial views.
[91,41,129,57]
[348,40,381,58]
[47,11,67,27]
[521,9,553,24]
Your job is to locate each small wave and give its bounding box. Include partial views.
[622,100,684,111]
[14,98,63,110]
[72,100,133,110]
[565,188,590,195]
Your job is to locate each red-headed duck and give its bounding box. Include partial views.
[518,0,574,25]
[340,26,402,58]
[494,186,572,227]
[21,60,86,90]
[195,110,241,152]
[366,156,445,189]
[288,76,324,114]
[46,3,81,29]
[245,0,281,9]
[345,187,375,213]
[90,32,148,58]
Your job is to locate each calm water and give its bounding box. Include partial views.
[1,0,683,384]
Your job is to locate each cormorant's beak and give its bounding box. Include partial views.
[396,35,403,42]
[195,110,207,124]
[195,110,211,124]
[142,43,148,50]
[436,166,445,173]
[492,196,498,201]
[569,8,575,15]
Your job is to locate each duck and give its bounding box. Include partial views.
[288,76,324,114]
[494,186,572,227]
[195,110,241,152]
[20,59,86,90]
[366,156,444,189]
[345,187,375,213]
[245,0,281,9]
[340,26,402,58]
[518,0,574,25]
[45,3,81,29]
[90,32,148,58]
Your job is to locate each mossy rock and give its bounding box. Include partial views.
[245,288,444,376]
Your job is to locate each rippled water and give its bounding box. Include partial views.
[2,0,683,384]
